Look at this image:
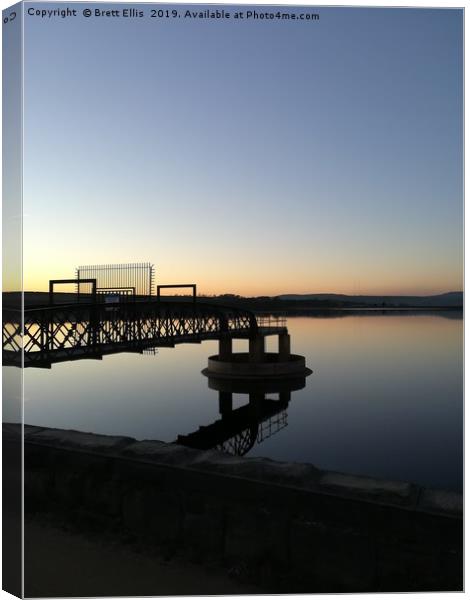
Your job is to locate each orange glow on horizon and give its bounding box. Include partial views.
[17,247,463,298]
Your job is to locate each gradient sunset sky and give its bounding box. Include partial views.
[21,4,463,296]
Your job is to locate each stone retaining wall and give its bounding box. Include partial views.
[6,424,462,593]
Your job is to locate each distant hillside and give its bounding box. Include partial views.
[199,291,463,313]
[276,292,463,308]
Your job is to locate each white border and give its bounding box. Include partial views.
[0,1,465,600]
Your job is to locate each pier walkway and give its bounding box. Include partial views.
[2,300,286,368]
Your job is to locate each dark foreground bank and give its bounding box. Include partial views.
[25,518,261,597]
[10,423,462,595]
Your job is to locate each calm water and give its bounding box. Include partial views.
[9,312,463,491]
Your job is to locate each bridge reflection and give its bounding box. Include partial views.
[176,374,307,456]
[3,297,310,457]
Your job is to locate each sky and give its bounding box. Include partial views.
[18,4,463,296]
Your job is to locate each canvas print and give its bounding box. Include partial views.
[2,2,463,596]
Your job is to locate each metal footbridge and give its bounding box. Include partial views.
[2,300,286,369]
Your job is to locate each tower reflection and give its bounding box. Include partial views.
[176,374,308,456]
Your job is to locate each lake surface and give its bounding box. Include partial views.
[10,312,463,491]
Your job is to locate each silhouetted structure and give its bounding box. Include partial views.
[76,263,155,298]
[49,278,97,305]
[157,284,197,303]
[2,300,259,368]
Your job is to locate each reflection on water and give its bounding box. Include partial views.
[177,374,307,456]
[14,312,462,491]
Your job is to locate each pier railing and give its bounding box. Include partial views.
[256,314,287,329]
[3,301,258,367]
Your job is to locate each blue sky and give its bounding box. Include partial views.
[21,4,463,295]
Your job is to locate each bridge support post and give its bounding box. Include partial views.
[249,334,265,363]
[90,305,99,347]
[279,333,291,361]
[219,337,232,359]
[219,391,232,416]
